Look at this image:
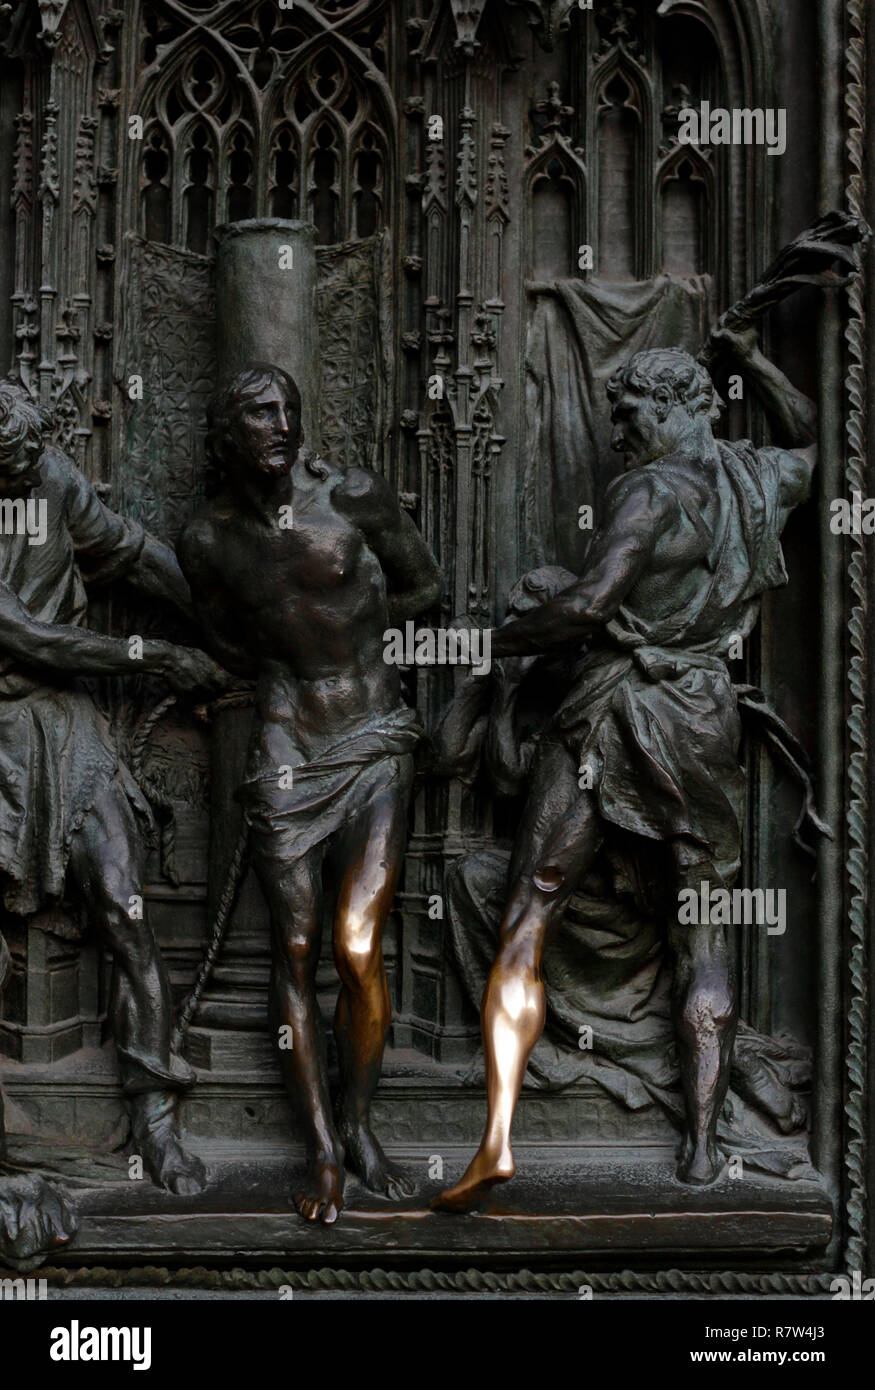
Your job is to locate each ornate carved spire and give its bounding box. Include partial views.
[506,1,581,53]
[37,0,70,50]
[456,105,477,208]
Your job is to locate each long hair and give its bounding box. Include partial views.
[205,363,303,475]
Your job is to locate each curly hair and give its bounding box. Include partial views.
[606,348,720,420]
[0,380,45,462]
[205,362,303,471]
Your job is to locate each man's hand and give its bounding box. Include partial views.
[711,321,816,450]
[147,641,232,696]
[709,322,759,364]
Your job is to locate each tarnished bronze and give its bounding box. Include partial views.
[433,292,834,1212]
[179,364,441,1223]
[0,0,871,1296]
[0,381,227,1212]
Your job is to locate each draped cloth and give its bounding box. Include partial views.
[239,704,422,865]
[524,274,711,570]
[0,446,152,917]
[0,691,152,918]
[553,440,791,881]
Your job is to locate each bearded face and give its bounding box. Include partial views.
[224,380,301,480]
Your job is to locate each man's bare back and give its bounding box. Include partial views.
[593,442,809,643]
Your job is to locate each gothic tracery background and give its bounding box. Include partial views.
[0,0,827,1164]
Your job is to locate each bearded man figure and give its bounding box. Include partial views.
[434,326,819,1211]
[0,382,227,1196]
[179,363,442,1224]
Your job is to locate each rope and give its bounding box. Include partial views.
[14,1264,838,1296]
[129,694,252,1049]
[171,826,250,1051]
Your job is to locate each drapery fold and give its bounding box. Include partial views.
[523,274,711,570]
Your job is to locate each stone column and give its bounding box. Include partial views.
[214,218,321,451]
[189,219,321,1073]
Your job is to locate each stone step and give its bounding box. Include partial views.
[14,1145,832,1266]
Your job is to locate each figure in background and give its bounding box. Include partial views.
[0,382,227,1196]
[0,922,78,1262]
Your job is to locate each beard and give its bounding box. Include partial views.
[253,445,294,477]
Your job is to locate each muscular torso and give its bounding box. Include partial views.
[596,446,791,649]
[182,460,402,758]
[620,457,718,625]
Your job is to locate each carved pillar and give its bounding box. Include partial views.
[189,219,322,1069]
[214,218,321,449]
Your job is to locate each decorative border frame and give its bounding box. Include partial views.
[841,0,869,1278]
[5,0,870,1297]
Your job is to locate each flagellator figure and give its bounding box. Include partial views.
[433,326,819,1211]
[0,381,228,1195]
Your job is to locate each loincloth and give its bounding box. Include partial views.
[0,686,152,918]
[238,703,423,866]
[553,644,745,881]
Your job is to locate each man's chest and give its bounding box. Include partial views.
[218,503,372,604]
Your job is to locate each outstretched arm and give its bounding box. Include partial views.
[62,456,194,619]
[337,468,443,625]
[492,477,676,657]
[0,580,226,693]
[714,324,817,506]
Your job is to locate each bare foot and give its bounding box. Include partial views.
[431,1145,514,1213]
[339,1117,415,1200]
[677,1138,722,1186]
[293,1157,344,1223]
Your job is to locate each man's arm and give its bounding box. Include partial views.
[492,476,676,658]
[61,453,193,618]
[714,325,817,507]
[336,468,443,624]
[177,520,255,678]
[126,534,194,619]
[0,579,225,692]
